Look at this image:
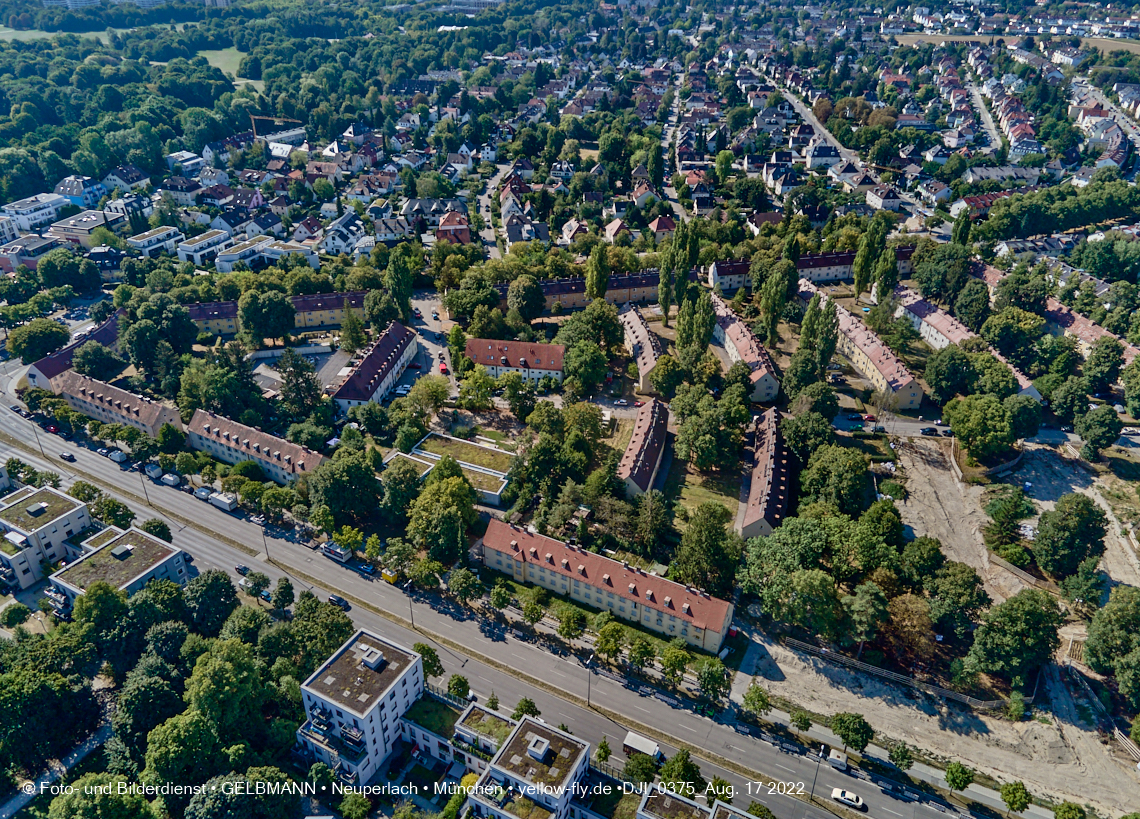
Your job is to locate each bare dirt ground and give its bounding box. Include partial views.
[894,438,1031,601]
[750,633,1139,815]
[1011,446,1140,591]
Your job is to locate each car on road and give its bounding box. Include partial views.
[431,310,439,320]
[614,399,628,406]
[413,308,422,318]
[259,589,272,602]
[45,425,59,433]
[846,413,862,421]
[634,401,645,407]
[438,350,445,359]
[408,362,422,369]
[236,565,250,575]
[59,452,75,462]
[941,429,954,437]
[831,790,865,811]
[329,594,350,610]
[8,405,18,413]
[97,447,109,456]
[871,425,886,433]
[440,362,449,375]
[920,427,938,436]
[862,414,876,422]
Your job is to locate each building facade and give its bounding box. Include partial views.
[329,321,418,412]
[464,339,565,382]
[738,408,790,539]
[619,304,662,393]
[51,372,183,438]
[710,294,779,402]
[0,487,91,590]
[481,519,734,652]
[127,226,185,258]
[177,230,232,265]
[618,399,669,496]
[187,410,326,483]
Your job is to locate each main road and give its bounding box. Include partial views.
[0,400,1052,819]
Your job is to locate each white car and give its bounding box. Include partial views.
[831,790,866,811]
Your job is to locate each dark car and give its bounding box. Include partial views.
[236,565,251,576]
[259,589,272,602]
[941,429,954,437]
[846,413,863,421]
[871,425,887,434]
[357,563,376,575]
[59,452,75,462]
[329,594,350,610]
[8,405,18,413]
[920,427,939,436]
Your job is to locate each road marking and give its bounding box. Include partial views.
[549,669,567,679]
[881,809,903,817]
[679,724,699,733]
[634,705,651,713]
[775,764,795,773]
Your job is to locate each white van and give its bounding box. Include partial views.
[827,750,848,771]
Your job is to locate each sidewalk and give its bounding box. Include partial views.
[0,722,110,819]
[731,639,1054,819]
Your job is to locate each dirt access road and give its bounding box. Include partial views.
[894,438,1031,602]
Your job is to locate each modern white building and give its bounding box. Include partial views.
[127,226,185,258]
[296,630,425,786]
[177,229,232,265]
[0,487,91,590]
[1,193,70,232]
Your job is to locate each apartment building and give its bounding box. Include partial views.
[468,717,589,819]
[491,268,701,313]
[177,229,232,265]
[0,235,63,275]
[187,410,326,484]
[0,487,91,590]
[464,339,565,382]
[0,216,18,246]
[481,519,734,652]
[215,236,276,272]
[1,193,70,232]
[46,210,126,248]
[637,785,754,819]
[328,321,417,412]
[51,372,183,438]
[739,408,790,539]
[103,164,150,193]
[799,279,923,410]
[127,226,185,258]
[292,291,368,329]
[186,300,239,335]
[891,286,1041,401]
[53,175,108,208]
[707,247,916,292]
[296,630,424,786]
[26,309,122,390]
[47,527,190,611]
[619,304,662,392]
[402,701,513,777]
[618,399,669,496]
[710,293,779,402]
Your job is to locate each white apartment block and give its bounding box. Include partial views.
[0,487,90,590]
[297,630,424,786]
[177,229,232,265]
[127,226,184,258]
[2,193,70,232]
[0,216,19,245]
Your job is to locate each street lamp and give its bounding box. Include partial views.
[261,527,270,561]
[138,471,151,506]
[809,747,825,802]
[404,580,416,629]
[30,423,46,459]
[585,653,595,707]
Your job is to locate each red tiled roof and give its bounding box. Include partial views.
[464,339,565,372]
[618,399,669,493]
[329,321,416,402]
[482,518,731,631]
[30,309,122,383]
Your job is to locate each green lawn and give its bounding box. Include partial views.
[461,466,506,493]
[404,697,462,738]
[417,434,514,474]
[589,789,640,819]
[661,456,739,524]
[0,26,127,42]
[198,47,265,91]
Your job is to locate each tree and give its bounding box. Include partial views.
[648,353,685,397]
[586,245,610,300]
[271,577,295,612]
[954,280,992,332]
[628,637,655,671]
[1005,395,1042,441]
[885,594,936,661]
[1050,376,1089,425]
[952,210,971,246]
[142,710,221,795]
[1075,404,1123,461]
[136,519,172,543]
[407,476,477,564]
[966,589,1062,685]
[889,743,914,771]
[829,712,874,753]
[742,684,771,718]
[508,274,546,322]
[624,752,660,784]
[1085,336,1124,395]
[874,246,900,303]
[512,697,540,719]
[944,394,1015,461]
[459,364,495,410]
[340,793,373,819]
[1054,804,1085,819]
[413,643,445,679]
[789,710,813,732]
[0,603,29,628]
[557,605,587,640]
[596,736,611,763]
[238,290,295,345]
[47,772,158,819]
[72,341,125,381]
[1033,493,1107,578]
[927,561,991,640]
[448,567,482,605]
[696,658,729,701]
[8,318,70,363]
[486,692,499,711]
[490,582,511,611]
[781,412,835,465]
[799,445,868,516]
[1084,585,1140,676]
[660,643,689,685]
[843,582,888,657]
[944,761,975,803]
[595,621,626,663]
[448,674,470,699]
[671,502,740,597]
[93,497,136,529]
[925,345,974,404]
[564,341,608,394]
[1000,781,1030,816]
[184,569,239,637]
[659,749,706,797]
[246,571,270,601]
[339,298,366,353]
[308,451,381,526]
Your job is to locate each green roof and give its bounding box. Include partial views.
[55,529,176,591]
[0,488,82,533]
[404,696,462,737]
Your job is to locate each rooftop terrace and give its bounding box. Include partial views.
[493,718,586,789]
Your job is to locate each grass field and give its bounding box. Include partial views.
[461,465,506,493]
[417,433,514,474]
[198,47,265,91]
[0,26,128,42]
[893,32,1140,55]
[662,456,739,523]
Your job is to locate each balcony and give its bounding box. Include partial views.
[341,726,365,749]
[45,587,68,605]
[338,767,358,785]
[300,721,367,765]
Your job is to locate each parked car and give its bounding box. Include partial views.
[357,563,376,575]
[437,350,445,359]
[329,594,350,610]
[831,790,865,811]
[259,589,272,602]
[614,399,628,406]
[862,414,876,422]
[59,452,75,462]
[871,425,886,433]
[920,427,938,436]
[634,401,645,407]
[8,405,19,413]
[45,425,59,433]
[97,448,109,456]
[235,565,250,576]
[941,429,954,437]
[846,413,862,421]
[440,363,449,375]
[409,362,422,369]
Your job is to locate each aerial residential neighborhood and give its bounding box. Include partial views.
[1,0,1140,818]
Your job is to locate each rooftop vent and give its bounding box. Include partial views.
[526,735,551,762]
[359,645,387,671]
[110,544,131,560]
[26,502,47,517]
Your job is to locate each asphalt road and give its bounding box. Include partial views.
[0,397,1035,819]
[476,162,510,259]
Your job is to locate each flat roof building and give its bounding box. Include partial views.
[0,486,90,590]
[48,527,190,611]
[46,209,126,248]
[297,630,424,786]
